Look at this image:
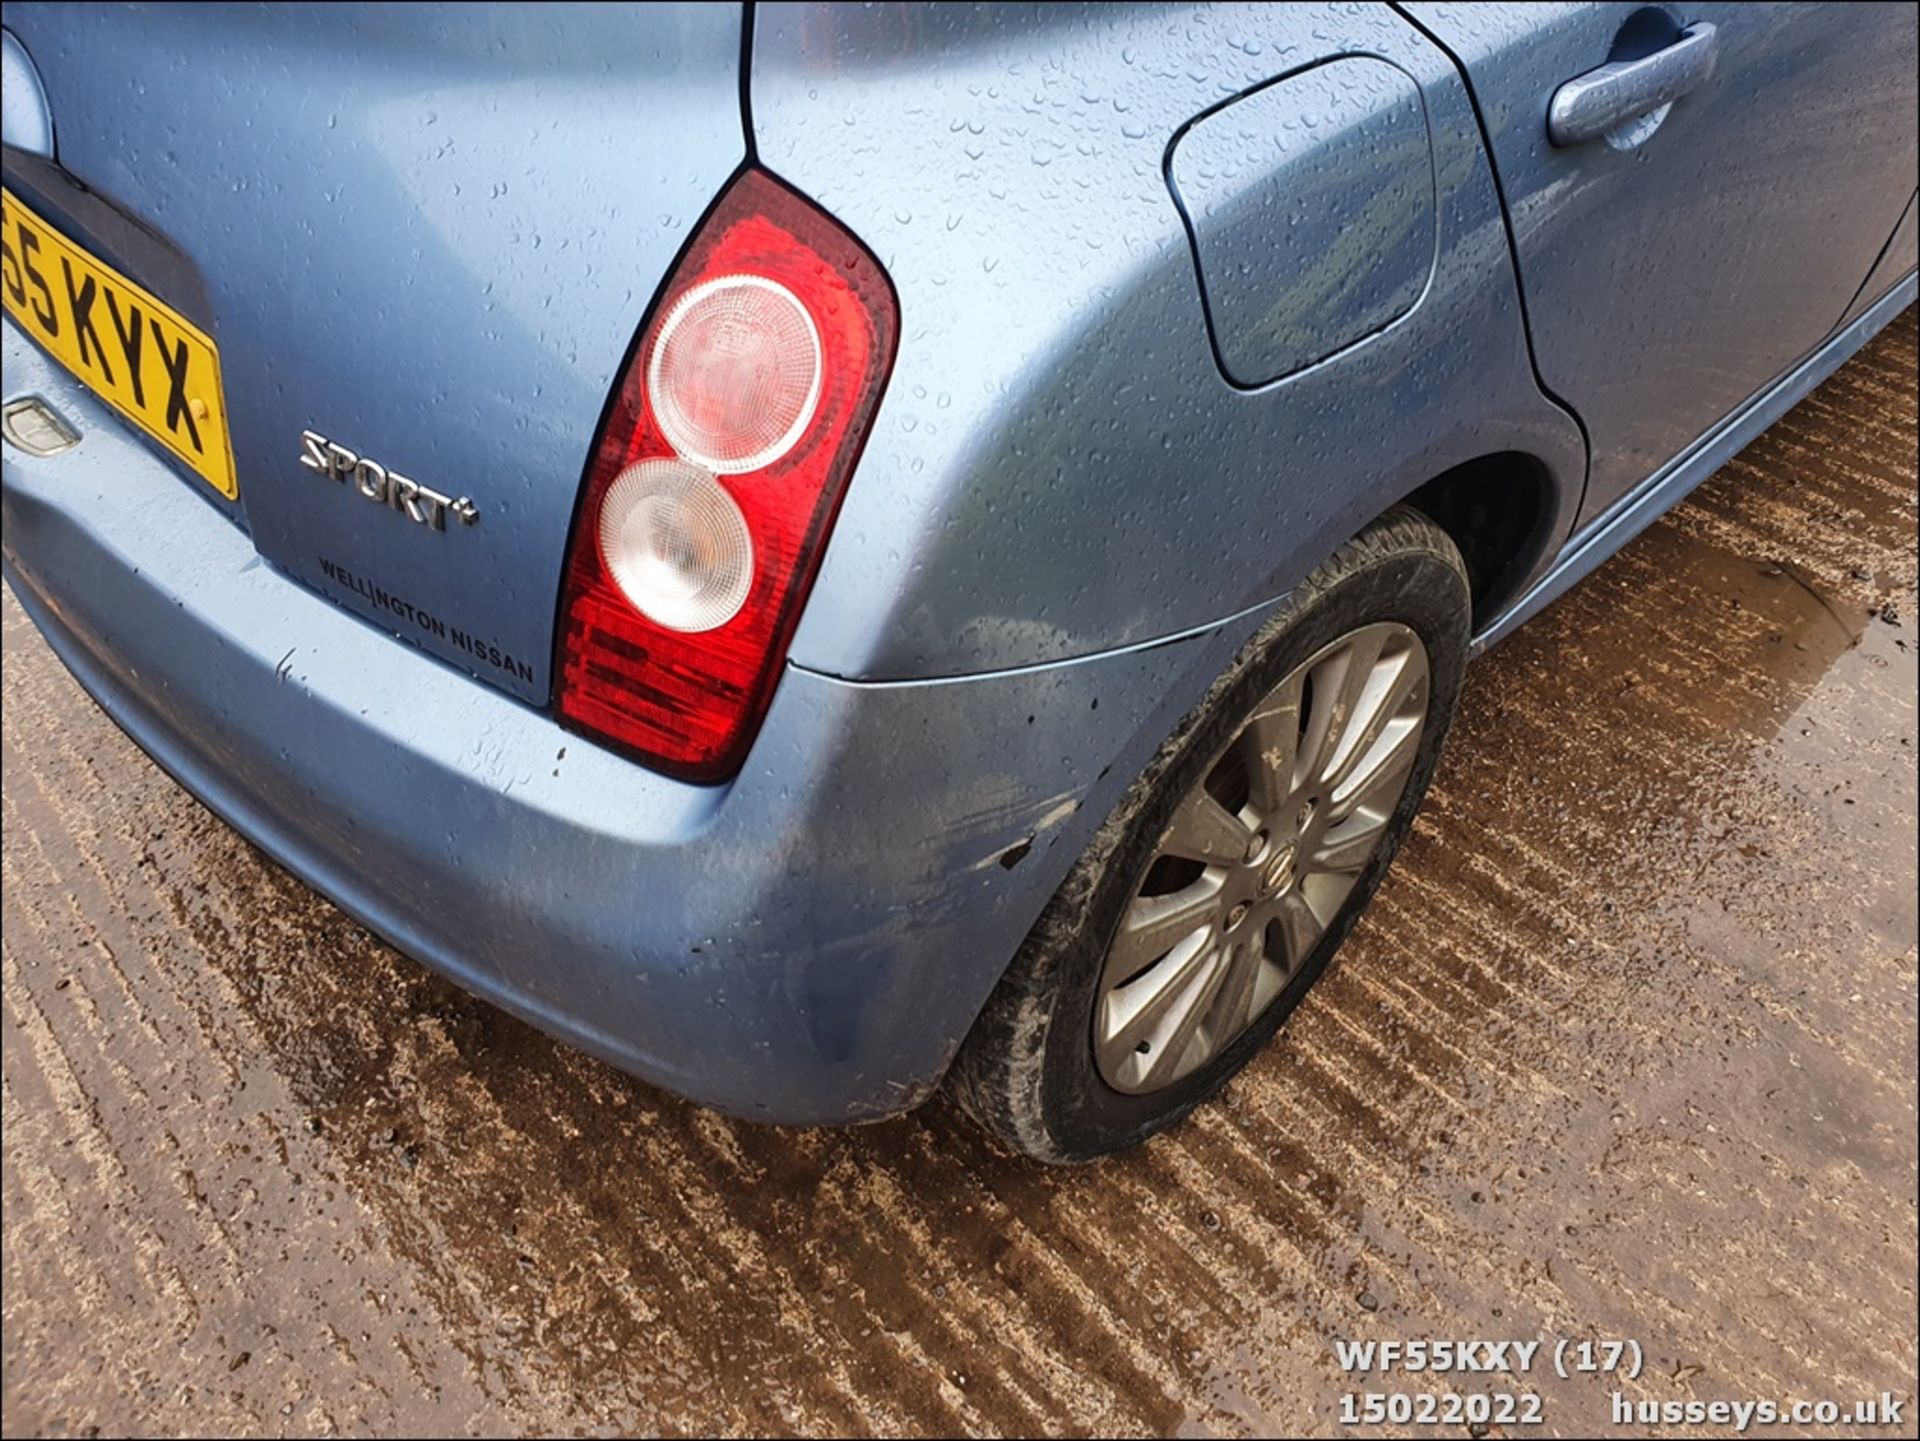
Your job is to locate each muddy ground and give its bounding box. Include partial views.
[3,311,1916,1439]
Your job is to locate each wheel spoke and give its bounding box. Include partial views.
[1104,879,1222,989]
[1324,645,1425,795]
[1206,939,1266,1039]
[1239,670,1304,817]
[1328,713,1422,819]
[1160,787,1253,864]
[1141,945,1233,1088]
[1271,889,1324,972]
[1103,934,1223,1063]
[1300,868,1361,924]
[1309,811,1392,874]
[1300,627,1386,790]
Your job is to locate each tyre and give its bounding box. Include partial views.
[950,507,1471,1162]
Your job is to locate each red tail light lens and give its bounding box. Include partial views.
[555,169,899,781]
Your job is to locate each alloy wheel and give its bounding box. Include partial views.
[1093,621,1431,1093]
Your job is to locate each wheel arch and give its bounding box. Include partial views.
[1399,450,1563,635]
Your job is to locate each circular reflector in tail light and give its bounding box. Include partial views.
[598,458,754,633]
[647,274,823,474]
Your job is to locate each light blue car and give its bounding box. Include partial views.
[3,3,1914,1160]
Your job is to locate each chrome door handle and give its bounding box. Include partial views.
[1548,22,1720,147]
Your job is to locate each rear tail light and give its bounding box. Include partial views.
[555,168,899,781]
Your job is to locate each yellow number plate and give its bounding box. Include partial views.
[2,188,237,499]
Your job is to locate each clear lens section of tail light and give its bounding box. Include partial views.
[648,275,824,474]
[598,458,755,633]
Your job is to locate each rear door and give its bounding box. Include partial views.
[1,3,745,705]
[1403,2,1920,523]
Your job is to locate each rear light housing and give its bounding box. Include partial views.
[555,168,899,782]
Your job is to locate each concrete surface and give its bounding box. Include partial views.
[2,309,1915,1439]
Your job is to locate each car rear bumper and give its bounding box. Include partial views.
[3,324,1270,1123]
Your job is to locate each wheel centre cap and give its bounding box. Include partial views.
[1261,844,1296,895]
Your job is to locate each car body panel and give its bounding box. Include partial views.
[1403,1,1920,526]
[1,1,746,705]
[758,1,1586,681]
